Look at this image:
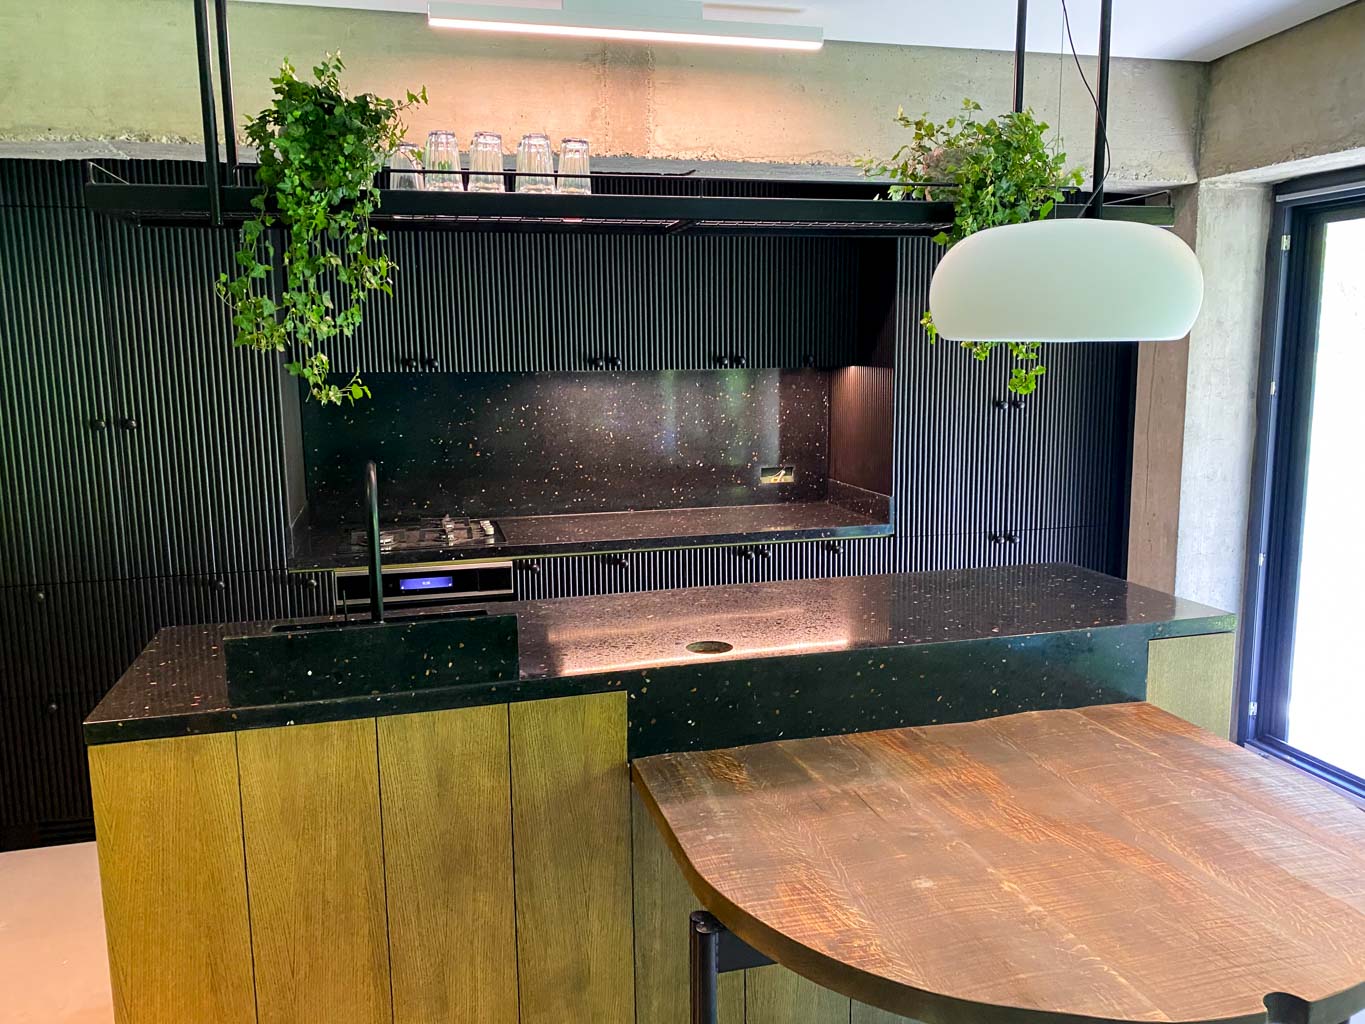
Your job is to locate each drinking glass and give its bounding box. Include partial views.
[515,133,556,194]
[557,138,591,194]
[423,131,463,192]
[467,131,506,193]
[389,142,424,190]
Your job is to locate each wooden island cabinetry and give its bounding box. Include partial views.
[83,567,1238,1024]
[90,692,634,1024]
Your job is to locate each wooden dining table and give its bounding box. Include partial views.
[632,702,1365,1024]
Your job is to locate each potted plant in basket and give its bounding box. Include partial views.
[859,99,1082,396]
[217,53,426,405]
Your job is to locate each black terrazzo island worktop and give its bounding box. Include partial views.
[84,564,1234,753]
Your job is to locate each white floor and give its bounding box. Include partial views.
[0,842,113,1024]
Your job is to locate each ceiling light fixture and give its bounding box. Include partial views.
[927,0,1203,344]
[427,1,823,51]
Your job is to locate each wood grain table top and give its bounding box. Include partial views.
[632,702,1365,1024]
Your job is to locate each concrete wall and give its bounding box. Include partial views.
[1200,0,1365,181]
[1170,1,1363,618]
[0,0,1206,186]
[1175,182,1272,613]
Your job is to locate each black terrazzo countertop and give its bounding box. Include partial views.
[289,499,891,570]
[84,564,1235,753]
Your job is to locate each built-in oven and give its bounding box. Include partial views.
[335,560,515,612]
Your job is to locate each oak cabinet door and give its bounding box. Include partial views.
[237,719,390,1024]
[510,691,635,1024]
[378,705,518,1024]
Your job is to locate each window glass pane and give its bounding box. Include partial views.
[1285,215,1365,778]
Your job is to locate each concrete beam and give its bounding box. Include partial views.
[1200,1,1365,181]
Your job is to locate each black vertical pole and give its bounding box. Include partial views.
[1091,0,1113,215]
[1013,0,1028,113]
[192,0,222,225]
[214,0,238,184]
[365,461,385,623]
[689,911,720,1024]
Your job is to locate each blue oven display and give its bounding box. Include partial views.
[399,575,455,592]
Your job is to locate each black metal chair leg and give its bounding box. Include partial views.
[690,910,721,1024]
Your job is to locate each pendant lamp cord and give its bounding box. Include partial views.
[1060,0,1111,215]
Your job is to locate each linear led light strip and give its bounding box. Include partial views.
[427,1,823,50]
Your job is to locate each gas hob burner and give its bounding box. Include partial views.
[349,514,501,553]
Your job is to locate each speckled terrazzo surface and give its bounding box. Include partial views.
[84,564,1235,752]
[302,370,834,521]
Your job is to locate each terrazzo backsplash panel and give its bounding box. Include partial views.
[303,369,832,519]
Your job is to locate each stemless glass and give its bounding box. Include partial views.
[467,131,506,193]
[389,142,424,190]
[557,138,591,194]
[423,131,463,192]
[515,133,556,194]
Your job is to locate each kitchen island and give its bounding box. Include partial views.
[83,564,1236,1024]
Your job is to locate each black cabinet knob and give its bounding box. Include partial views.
[822,541,842,555]
[90,416,108,431]
[729,353,746,368]
[400,356,418,370]
[599,554,629,569]
[34,589,45,603]
[515,561,542,575]
[303,576,320,590]
[119,417,139,431]
[713,354,731,368]
[46,701,59,715]
[604,355,622,370]
[422,356,440,371]
[587,355,604,370]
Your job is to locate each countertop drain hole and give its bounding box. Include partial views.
[686,640,734,655]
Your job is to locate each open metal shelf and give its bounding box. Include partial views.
[83,179,1176,236]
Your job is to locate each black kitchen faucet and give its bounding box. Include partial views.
[364,461,384,623]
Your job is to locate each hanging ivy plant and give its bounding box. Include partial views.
[859,99,1083,395]
[217,53,426,405]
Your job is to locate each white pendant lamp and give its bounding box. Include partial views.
[928,0,1203,344]
[928,218,1204,342]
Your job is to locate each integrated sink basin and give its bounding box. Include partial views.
[224,612,520,705]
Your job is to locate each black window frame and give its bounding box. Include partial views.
[1238,166,1365,798]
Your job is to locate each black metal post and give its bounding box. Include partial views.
[1013,0,1028,113]
[1091,0,1113,215]
[213,0,238,184]
[365,461,385,623]
[192,0,222,225]
[690,911,721,1024]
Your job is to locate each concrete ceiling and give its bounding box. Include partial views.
[238,0,1357,61]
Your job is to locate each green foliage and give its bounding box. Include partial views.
[859,99,1082,396]
[216,53,426,405]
